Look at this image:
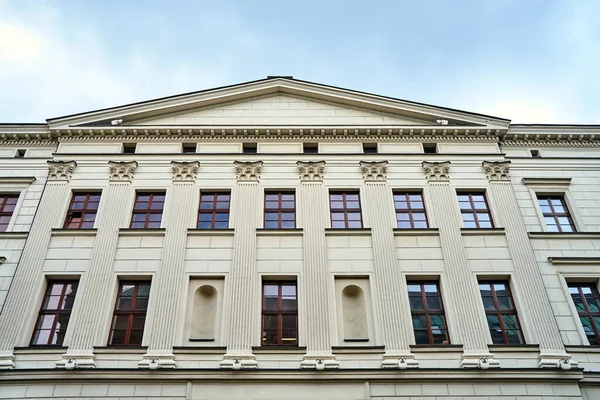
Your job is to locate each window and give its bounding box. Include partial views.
[243,143,257,154]
[479,281,524,344]
[122,143,137,154]
[15,149,26,158]
[109,282,150,346]
[182,143,196,154]
[568,283,600,345]
[198,192,230,229]
[31,281,78,346]
[262,281,298,346]
[407,282,449,345]
[0,194,19,232]
[458,192,493,228]
[423,143,437,154]
[303,143,318,154]
[394,192,428,228]
[330,191,362,229]
[265,191,295,229]
[537,196,575,232]
[130,192,164,229]
[63,192,100,229]
[363,143,378,154]
[530,149,541,158]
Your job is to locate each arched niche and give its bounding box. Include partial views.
[191,285,218,340]
[342,284,368,340]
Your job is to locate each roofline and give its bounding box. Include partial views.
[510,124,600,128]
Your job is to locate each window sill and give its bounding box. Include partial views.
[410,344,463,353]
[565,345,600,353]
[343,338,369,342]
[51,228,98,237]
[460,228,505,236]
[332,346,385,354]
[173,346,227,354]
[548,257,600,265]
[488,344,540,352]
[252,346,306,354]
[189,338,215,342]
[325,228,371,236]
[119,228,166,237]
[187,228,234,236]
[528,232,600,240]
[393,228,439,236]
[93,346,147,354]
[256,228,303,236]
[14,346,67,354]
[0,231,28,239]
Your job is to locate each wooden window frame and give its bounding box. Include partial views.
[63,192,101,229]
[568,282,600,345]
[538,195,576,232]
[479,281,524,345]
[264,191,296,229]
[0,193,19,232]
[108,281,150,346]
[130,192,165,229]
[458,192,494,229]
[394,191,429,229]
[261,281,298,347]
[407,281,450,345]
[30,280,78,346]
[329,191,363,229]
[197,192,230,229]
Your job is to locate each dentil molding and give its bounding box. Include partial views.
[109,161,138,182]
[422,161,450,182]
[234,161,262,181]
[172,161,199,182]
[360,161,388,182]
[482,161,511,181]
[297,161,325,181]
[47,160,77,181]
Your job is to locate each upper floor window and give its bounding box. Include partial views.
[182,143,196,154]
[303,143,318,154]
[568,283,600,345]
[265,191,295,229]
[458,192,493,228]
[122,143,137,154]
[109,281,150,346]
[198,192,230,229]
[0,194,19,232]
[423,143,437,154]
[31,281,78,346]
[64,192,100,229]
[330,191,362,229]
[394,192,428,228]
[537,196,575,232]
[479,281,524,344]
[243,143,257,154]
[15,149,26,158]
[362,143,378,154]
[262,281,298,346]
[408,281,449,344]
[131,192,164,229]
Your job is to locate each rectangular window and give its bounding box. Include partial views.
[15,149,26,158]
[330,191,363,229]
[568,283,600,345]
[64,192,100,229]
[130,192,164,229]
[408,282,449,344]
[423,143,437,154]
[182,143,196,154]
[0,194,19,232]
[479,281,524,344]
[109,282,150,346]
[363,143,378,154]
[303,143,318,154]
[122,143,137,154]
[198,192,230,229]
[538,196,576,232]
[458,192,493,228]
[265,191,295,229]
[31,281,78,346]
[243,143,257,154]
[394,192,428,228]
[262,281,298,346]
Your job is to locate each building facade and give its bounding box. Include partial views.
[0,77,599,399]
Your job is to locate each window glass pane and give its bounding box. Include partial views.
[426,295,441,310]
[397,213,409,221]
[265,221,279,229]
[409,295,424,310]
[32,329,51,345]
[395,201,408,209]
[462,213,474,221]
[330,201,344,209]
[331,221,346,229]
[463,221,477,228]
[199,213,213,222]
[459,202,472,210]
[412,315,426,329]
[281,221,295,229]
[413,213,426,220]
[215,201,229,209]
[346,201,360,209]
[214,221,228,229]
[477,213,490,221]
[479,221,493,228]
[474,202,487,209]
[411,202,424,209]
[505,329,523,344]
[482,296,496,310]
[486,315,501,329]
[414,330,430,344]
[128,330,144,345]
[263,330,278,345]
[472,195,485,202]
[331,213,345,221]
[265,212,279,221]
[281,194,294,201]
[550,198,563,205]
[414,221,428,228]
[281,201,295,209]
[497,296,513,310]
[330,194,343,201]
[282,315,297,330]
[347,220,362,228]
[501,314,519,330]
[281,213,295,221]
[407,284,421,293]
[265,194,279,201]
[347,213,361,221]
[398,221,412,228]
[149,213,162,221]
[215,213,229,221]
[265,202,279,209]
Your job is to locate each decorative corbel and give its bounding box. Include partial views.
[109,161,138,182]
[47,160,77,181]
[297,161,325,182]
[234,161,263,181]
[482,161,511,181]
[360,161,388,182]
[422,161,450,182]
[171,161,199,182]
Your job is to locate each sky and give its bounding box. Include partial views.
[0,0,599,124]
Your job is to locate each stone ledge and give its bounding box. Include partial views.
[173,346,227,354]
[93,346,147,354]
[565,345,600,353]
[187,228,234,236]
[256,228,303,236]
[522,177,572,186]
[393,228,440,236]
[119,228,166,237]
[548,257,600,265]
[488,344,540,353]
[252,346,307,354]
[460,227,506,236]
[51,228,98,237]
[529,232,600,240]
[410,345,463,353]
[14,346,67,354]
[0,176,36,185]
[0,232,28,239]
[332,346,385,354]
[325,228,371,236]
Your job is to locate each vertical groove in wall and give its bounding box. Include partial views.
[428,182,490,353]
[225,181,259,353]
[68,182,133,351]
[364,182,413,352]
[300,181,331,353]
[0,182,68,351]
[146,182,195,353]
[490,181,565,352]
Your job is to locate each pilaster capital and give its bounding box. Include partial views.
[482,160,511,181]
[109,161,138,182]
[171,161,199,182]
[297,161,325,182]
[234,161,262,181]
[360,161,388,182]
[422,161,451,182]
[47,160,77,181]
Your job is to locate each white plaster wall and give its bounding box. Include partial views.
[184,235,233,273]
[114,234,164,273]
[256,235,303,274]
[326,235,374,273]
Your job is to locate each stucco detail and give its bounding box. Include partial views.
[47,160,76,181]
[171,161,199,182]
[482,160,511,181]
[422,161,451,181]
[360,161,388,181]
[108,161,138,181]
[297,161,325,181]
[234,161,262,181]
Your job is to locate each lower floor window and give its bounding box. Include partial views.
[479,281,524,344]
[262,281,298,346]
[109,281,150,346]
[407,281,450,344]
[568,282,600,345]
[31,281,78,346]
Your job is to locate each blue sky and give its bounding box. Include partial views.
[0,0,598,123]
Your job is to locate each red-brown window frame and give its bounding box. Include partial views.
[108,281,150,346]
[329,191,363,229]
[479,281,524,345]
[407,281,450,345]
[63,192,101,229]
[0,193,19,232]
[538,195,576,232]
[30,280,78,346]
[568,282,600,345]
[130,192,164,229]
[261,281,298,346]
[457,192,494,229]
[197,192,230,229]
[264,191,296,229]
[394,192,429,229]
